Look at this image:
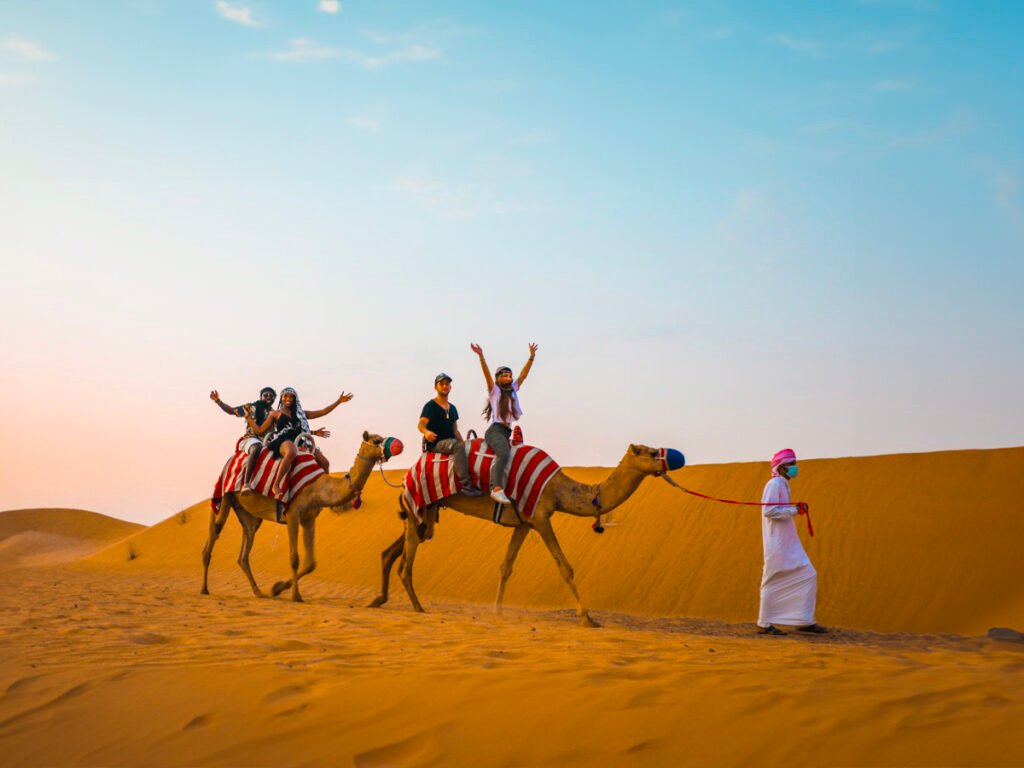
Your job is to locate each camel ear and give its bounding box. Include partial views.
[362,430,369,442]
[629,444,641,455]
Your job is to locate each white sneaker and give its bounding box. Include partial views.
[490,488,510,504]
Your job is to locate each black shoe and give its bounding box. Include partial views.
[798,624,828,634]
[758,625,786,636]
[460,482,483,497]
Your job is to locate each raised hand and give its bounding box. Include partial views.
[209,390,220,402]
[470,342,483,356]
[336,392,354,404]
[528,342,538,357]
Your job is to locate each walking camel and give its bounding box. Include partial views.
[201,431,396,602]
[369,442,685,626]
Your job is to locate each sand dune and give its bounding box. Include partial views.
[0,508,142,567]
[2,447,1022,767]
[86,446,1024,635]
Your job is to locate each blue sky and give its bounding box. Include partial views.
[1,1,1021,523]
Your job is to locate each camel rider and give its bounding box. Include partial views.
[470,342,537,504]
[247,387,353,495]
[210,387,278,485]
[418,373,483,497]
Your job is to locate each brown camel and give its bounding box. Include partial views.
[369,443,683,627]
[201,431,389,602]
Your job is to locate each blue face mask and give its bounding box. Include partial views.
[784,465,799,479]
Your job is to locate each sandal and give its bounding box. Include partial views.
[758,625,786,636]
[798,624,828,634]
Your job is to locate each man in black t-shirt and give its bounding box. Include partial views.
[210,386,277,484]
[418,373,483,497]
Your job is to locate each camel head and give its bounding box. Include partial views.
[360,430,404,464]
[624,443,686,476]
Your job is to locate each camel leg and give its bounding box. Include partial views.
[286,513,303,602]
[368,533,405,608]
[272,517,317,597]
[531,516,600,628]
[397,516,425,612]
[200,498,232,595]
[233,501,265,597]
[495,524,530,614]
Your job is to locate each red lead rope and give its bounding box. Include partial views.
[659,474,814,536]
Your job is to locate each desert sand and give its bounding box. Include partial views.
[2,447,1022,767]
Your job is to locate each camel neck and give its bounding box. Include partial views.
[557,462,647,517]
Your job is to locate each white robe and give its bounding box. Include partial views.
[758,475,816,627]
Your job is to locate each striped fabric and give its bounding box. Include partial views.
[403,438,560,524]
[211,449,324,516]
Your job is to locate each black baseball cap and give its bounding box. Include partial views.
[434,372,453,384]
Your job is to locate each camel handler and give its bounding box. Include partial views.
[209,387,285,485]
[418,373,483,497]
[758,448,827,636]
[470,342,537,504]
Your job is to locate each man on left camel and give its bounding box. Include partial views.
[211,387,277,485]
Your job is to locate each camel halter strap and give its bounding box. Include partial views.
[348,452,382,509]
[659,473,814,536]
[591,486,605,534]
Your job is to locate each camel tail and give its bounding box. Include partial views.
[398,492,409,520]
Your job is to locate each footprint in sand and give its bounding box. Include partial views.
[353,732,441,768]
[183,714,211,731]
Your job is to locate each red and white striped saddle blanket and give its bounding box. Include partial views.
[211,449,325,517]
[403,438,560,524]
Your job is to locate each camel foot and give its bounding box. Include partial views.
[368,596,387,608]
[271,581,290,597]
[580,614,601,628]
[291,593,304,603]
[200,587,209,595]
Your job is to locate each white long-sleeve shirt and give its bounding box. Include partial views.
[761,476,811,575]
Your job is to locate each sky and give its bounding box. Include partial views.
[1,0,1021,525]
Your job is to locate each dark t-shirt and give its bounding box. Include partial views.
[420,399,459,452]
[232,401,273,440]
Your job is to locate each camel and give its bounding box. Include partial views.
[201,431,391,602]
[369,443,684,627]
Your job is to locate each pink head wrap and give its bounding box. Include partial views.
[771,448,797,475]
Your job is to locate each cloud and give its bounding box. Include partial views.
[216,1,259,27]
[770,34,822,54]
[893,108,976,148]
[702,26,735,40]
[392,171,527,220]
[0,72,38,85]
[512,130,549,146]
[345,115,379,130]
[317,0,340,13]
[857,0,937,11]
[270,38,440,68]
[874,78,912,92]
[270,38,340,61]
[991,171,1024,235]
[1,37,58,62]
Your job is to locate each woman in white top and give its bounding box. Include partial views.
[470,342,538,503]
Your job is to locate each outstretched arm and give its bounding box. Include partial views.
[210,390,241,416]
[470,343,494,392]
[306,391,354,420]
[516,343,538,387]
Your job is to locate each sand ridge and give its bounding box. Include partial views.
[0,508,142,567]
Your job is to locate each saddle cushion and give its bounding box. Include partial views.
[402,439,560,524]
[211,449,325,513]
